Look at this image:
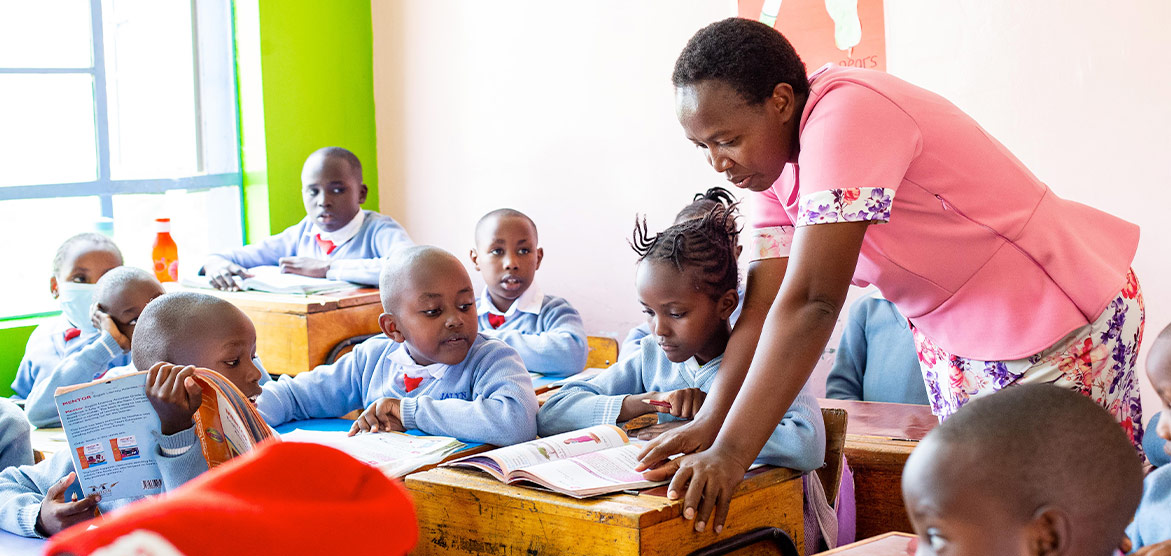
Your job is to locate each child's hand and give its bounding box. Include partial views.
[348,398,404,436]
[1134,540,1171,555]
[644,388,706,420]
[91,303,130,351]
[204,258,251,291]
[278,257,330,278]
[145,362,204,435]
[633,419,689,441]
[37,472,100,537]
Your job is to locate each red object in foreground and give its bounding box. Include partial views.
[151,218,179,283]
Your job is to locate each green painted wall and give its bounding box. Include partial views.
[0,321,42,397]
[236,0,380,240]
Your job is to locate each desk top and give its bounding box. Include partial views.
[820,532,918,554]
[167,284,381,314]
[274,418,486,454]
[0,529,45,555]
[818,398,938,442]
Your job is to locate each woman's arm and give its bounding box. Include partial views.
[639,220,868,533]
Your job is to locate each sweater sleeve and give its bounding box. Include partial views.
[24,332,124,427]
[399,343,538,446]
[537,350,647,436]
[153,427,210,491]
[825,299,869,401]
[255,341,376,426]
[208,224,303,270]
[0,451,77,538]
[754,384,826,472]
[486,297,588,377]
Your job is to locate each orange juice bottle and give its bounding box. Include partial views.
[152,218,179,282]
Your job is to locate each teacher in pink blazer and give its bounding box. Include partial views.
[637,17,1144,533]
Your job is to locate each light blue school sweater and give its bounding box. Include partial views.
[11,317,130,400]
[1127,464,1171,551]
[538,336,826,472]
[207,210,413,286]
[620,288,744,358]
[0,399,32,471]
[24,331,129,428]
[1145,413,1168,468]
[257,334,539,446]
[825,294,929,405]
[476,288,588,377]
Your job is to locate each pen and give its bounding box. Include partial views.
[644,400,672,409]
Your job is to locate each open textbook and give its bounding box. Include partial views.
[53,369,275,502]
[281,429,465,477]
[444,424,666,498]
[182,265,357,295]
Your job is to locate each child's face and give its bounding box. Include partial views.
[471,215,543,311]
[97,279,165,341]
[676,80,796,194]
[301,155,367,233]
[636,260,736,365]
[380,257,478,366]
[167,307,264,400]
[1148,339,1171,454]
[903,440,1036,556]
[50,243,121,298]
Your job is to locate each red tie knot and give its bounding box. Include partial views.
[64,327,81,342]
[487,313,506,329]
[315,234,337,255]
[403,375,424,393]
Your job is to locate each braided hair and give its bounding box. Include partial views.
[675,186,738,223]
[631,204,740,299]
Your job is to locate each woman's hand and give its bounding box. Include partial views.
[635,417,721,472]
[1134,540,1171,556]
[645,448,754,533]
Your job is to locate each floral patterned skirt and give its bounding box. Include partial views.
[911,269,1145,456]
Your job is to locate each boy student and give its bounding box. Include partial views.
[1126,323,1171,553]
[902,384,1142,556]
[258,245,539,446]
[471,208,587,376]
[24,267,165,428]
[201,146,413,289]
[12,233,124,399]
[0,292,267,538]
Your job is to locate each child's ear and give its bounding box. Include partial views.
[469,248,480,270]
[49,276,59,299]
[717,288,738,320]
[535,247,544,269]
[1027,506,1069,556]
[378,313,405,343]
[357,184,368,205]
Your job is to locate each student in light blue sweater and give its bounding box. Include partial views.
[470,209,587,376]
[24,267,165,428]
[0,399,32,471]
[258,246,539,446]
[201,147,413,289]
[539,207,824,472]
[12,233,124,399]
[1127,324,1171,553]
[824,293,928,405]
[0,292,266,538]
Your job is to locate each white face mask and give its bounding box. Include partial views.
[57,282,97,334]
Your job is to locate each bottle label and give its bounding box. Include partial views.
[154,258,179,282]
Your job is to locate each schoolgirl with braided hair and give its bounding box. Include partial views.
[537,206,824,473]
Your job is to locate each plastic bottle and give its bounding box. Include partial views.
[152,218,179,282]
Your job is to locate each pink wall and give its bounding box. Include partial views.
[373,1,1171,409]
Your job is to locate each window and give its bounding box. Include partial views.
[0,0,243,318]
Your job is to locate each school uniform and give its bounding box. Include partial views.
[207,209,413,286]
[825,294,928,405]
[621,287,745,357]
[538,336,825,471]
[1126,464,1171,551]
[0,399,33,471]
[476,283,588,377]
[11,317,129,401]
[23,331,130,428]
[257,334,539,446]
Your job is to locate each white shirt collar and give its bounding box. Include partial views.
[388,342,448,380]
[478,282,543,317]
[308,210,366,247]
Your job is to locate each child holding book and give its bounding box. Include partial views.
[1126,323,1171,553]
[201,146,413,289]
[24,267,165,427]
[471,209,587,376]
[902,384,1142,555]
[257,245,539,446]
[12,233,124,399]
[538,207,824,472]
[0,292,267,537]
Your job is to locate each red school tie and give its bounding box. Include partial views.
[64,327,81,342]
[315,234,337,255]
[487,313,506,329]
[403,375,424,393]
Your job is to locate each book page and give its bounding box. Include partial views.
[517,444,666,497]
[242,266,356,294]
[282,429,464,477]
[468,425,628,475]
[54,372,165,501]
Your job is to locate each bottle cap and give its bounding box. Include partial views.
[154,218,171,233]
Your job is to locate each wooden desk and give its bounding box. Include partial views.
[406,465,805,556]
[169,285,383,375]
[29,427,66,461]
[818,532,917,555]
[817,399,937,539]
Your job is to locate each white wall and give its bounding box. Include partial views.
[373,1,1171,408]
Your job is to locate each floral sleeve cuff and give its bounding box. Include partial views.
[797,187,894,226]
[748,226,795,261]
